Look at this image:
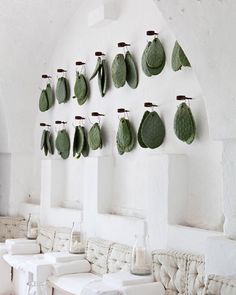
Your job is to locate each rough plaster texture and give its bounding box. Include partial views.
[153,0,236,273]
[35,0,222,234]
[0,0,79,214]
[0,0,229,254]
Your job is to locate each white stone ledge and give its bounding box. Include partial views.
[206,236,236,277]
[168,225,223,255]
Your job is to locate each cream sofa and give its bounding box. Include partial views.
[0,216,27,294]
[49,238,236,295]
[0,216,27,242]
[0,217,71,295]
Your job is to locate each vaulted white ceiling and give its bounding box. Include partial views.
[0,0,79,152]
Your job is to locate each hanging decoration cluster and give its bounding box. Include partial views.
[73,121,89,158]
[55,126,70,159]
[39,29,195,159]
[142,32,166,77]
[74,62,89,106]
[138,103,165,149]
[171,41,191,71]
[174,98,196,144]
[40,127,54,156]
[90,54,108,97]
[56,69,70,104]
[39,75,55,112]
[88,123,103,150]
[112,43,138,89]
[116,110,136,155]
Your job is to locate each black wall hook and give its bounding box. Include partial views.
[176,95,192,101]
[146,30,158,36]
[42,74,52,79]
[144,102,158,108]
[75,61,86,66]
[55,120,67,124]
[91,112,105,117]
[57,69,67,73]
[95,51,105,57]
[118,42,131,48]
[117,108,130,113]
[40,123,51,127]
[75,115,85,120]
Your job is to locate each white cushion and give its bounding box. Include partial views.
[103,271,153,287]
[80,280,120,295]
[53,260,91,276]
[5,238,36,246]
[44,252,85,263]
[8,243,40,255]
[49,273,99,294]
[122,282,165,295]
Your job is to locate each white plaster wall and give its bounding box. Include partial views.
[154,0,236,141]
[35,0,223,231]
[0,0,81,214]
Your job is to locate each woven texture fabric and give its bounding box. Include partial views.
[108,242,132,273]
[37,226,55,253]
[204,275,236,295]
[86,238,113,275]
[186,255,205,295]
[0,216,27,242]
[152,250,205,295]
[153,250,188,295]
[52,227,70,252]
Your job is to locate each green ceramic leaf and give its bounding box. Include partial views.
[142,42,152,77]
[56,77,67,103]
[77,126,85,155]
[124,120,136,152]
[88,123,102,150]
[65,78,70,102]
[111,54,127,88]
[179,45,191,67]
[138,111,150,148]
[39,90,49,112]
[174,102,195,143]
[74,73,87,105]
[46,83,55,108]
[171,41,182,71]
[60,150,70,160]
[125,51,138,89]
[102,60,108,96]
[46,131,54,155]
[43,130,49,156]
[141,111,165,149]
[55,129,70,159]
[81,128,89,157]
[116,138,124,155]
[186,109,196,144]
[117,118,132,149]
[146,38,165,69]
[98,63,104,97]
[40,130,47,150]
[146,55,165,75]
[90,57,102,80]
[73,126,79,157]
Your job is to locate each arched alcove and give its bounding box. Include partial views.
[153,0,236,238]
